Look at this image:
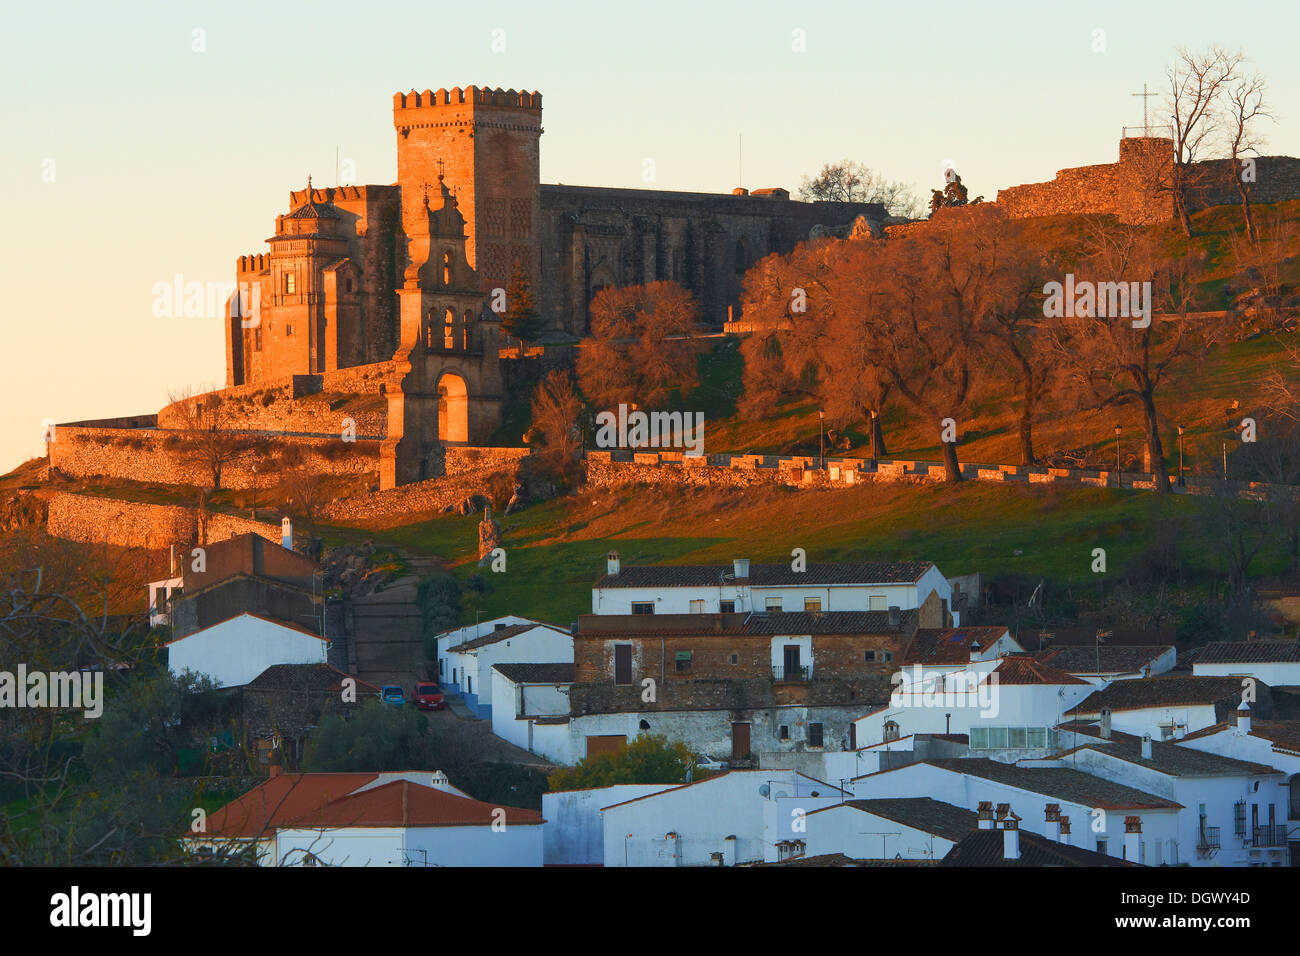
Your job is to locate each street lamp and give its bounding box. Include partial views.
[819,410,826,470]
[1114,425,1121,488]
[1177,425,1185,487]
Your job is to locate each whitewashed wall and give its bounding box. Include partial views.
[168,613,327,689]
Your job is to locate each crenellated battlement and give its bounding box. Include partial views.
[393,86,542,117]
[287,184,397,206]
[237,253,269,273]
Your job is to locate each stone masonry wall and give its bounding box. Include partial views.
[46,492,288,549]
[48,427,380,489]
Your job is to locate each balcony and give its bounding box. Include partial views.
[1252,824,1288,847]
[771,664,811,683]
[1196,826,1220,856]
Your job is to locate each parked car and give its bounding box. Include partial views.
[696,753,728,771]
[381,685,406,707]
[413,681,445,711]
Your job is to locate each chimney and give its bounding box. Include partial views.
[887,605,901,627]
[1002,814,1021,860]
[1124,816,1142,862]
[607,551,620,576]
[1058,815,1071,843]
[1100,707,1112,740]
[431,770,450,790]
[281,516,293,551]
[734,557,750,579]
[1140,734,1153,759]
[1237,703,1251,734]
[1044,804,1061,842]
[977,801,995,830]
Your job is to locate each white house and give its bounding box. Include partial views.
[800,797,977,862]
[436,616,572,719]
[187,770,543,867]
[599,770,846,866]
[1065,676,1261,740]
[1191,641,1300,688]
[854,654,1094,756]
[146,573,184,627]
[166,612,328,689]
[851,758,1181,863]
[542,784,678,865]
[1034,722,1289,866]
[491,662,575,763]
[1036,644,1178,685]
[592,555,959,625]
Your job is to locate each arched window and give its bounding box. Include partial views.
[444,308,455,350]
[462,310,471,350]
[883,720,901,742]
[442,251,452,287]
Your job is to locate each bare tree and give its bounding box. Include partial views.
[798,160,921,219]
[527,368,584,485]
[1220,66,1271,241]
[167,387,252,492]
[1165,45,1242,237]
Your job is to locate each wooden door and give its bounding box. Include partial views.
[586,735,627,759]
[731,722,751,762]
[614,644,632,685]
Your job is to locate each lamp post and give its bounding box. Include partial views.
[1177,425,1185,487]
[1114,425,1121,488]
[819,410,825,470]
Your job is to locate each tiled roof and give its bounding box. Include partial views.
[1055,727,1282,777]
[1192,640,1300,664]
[1037,645,1174,675]
[990,655,1090,686]
[452,622,566,651]
[938,829,1136,867]
[202,773,541,838]
[285,199,340,220]
[244,663,379,695]
[809,798,977,842]
[903,627,1013,665]
[594,561,934,589]
[750,853,936,867]
[920,759,1182,810]
[492,662,575,684]
[164,611,326,647]
[1180,718,1300,754]
[1066,676,1251,715]
[577,610,916,638]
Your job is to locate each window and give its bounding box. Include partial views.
[254,327,262,351]
[639,719,650,730]
[444,308,455,350]
[808,723,824,748]
[869,595,887,611]
[614,644,632,685]
[729,654,738,665]
[675,651,693,674]
[1096,839,1108,857]
[631,603,655,615]
[442,251,452,286]
[765,597,783,612]
[804,598,822,612]
[720,600,735,613]
[285,323,294,336]
[438,659,444,675]
[689,600,705,613]
[284,272,296,294]
[1234,801,1247,837]
[346,277,354,293]
[779,725,789,740]
[864,650,876,662]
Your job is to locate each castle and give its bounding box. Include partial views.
[224,85,887,390]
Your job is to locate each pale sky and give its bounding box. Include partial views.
[3,0,1297,473]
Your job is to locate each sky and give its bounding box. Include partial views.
[2,0,1298,474]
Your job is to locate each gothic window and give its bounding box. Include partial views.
[442,251,452,287]
[284,272,297,294]
[444,308,455,350]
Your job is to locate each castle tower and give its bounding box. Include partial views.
[393,86,543,302]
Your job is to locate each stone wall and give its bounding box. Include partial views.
[48,427,380,489]
[995,137,1300,223]
[46,492,288,549]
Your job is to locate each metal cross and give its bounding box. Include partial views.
[1132,83,1157,136]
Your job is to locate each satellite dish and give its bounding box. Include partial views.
[759,783,770,797]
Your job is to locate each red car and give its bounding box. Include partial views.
[413,681,445,711]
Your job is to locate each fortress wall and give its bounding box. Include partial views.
[48,427,381,490]
[46,492,286,549]
[443,446,531,477]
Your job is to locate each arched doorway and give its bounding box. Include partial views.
[437,373,469,443]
